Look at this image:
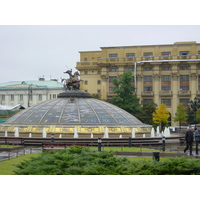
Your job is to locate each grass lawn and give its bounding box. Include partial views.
[0,145,20,148]
[0,154,40,175]
[89,146,176,153]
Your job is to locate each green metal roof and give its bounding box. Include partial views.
[0,80,64,89]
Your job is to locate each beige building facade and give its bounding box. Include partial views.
[76,41,200,127]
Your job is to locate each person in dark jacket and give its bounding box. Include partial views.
[193,125,200,155]
[184,126,194,155]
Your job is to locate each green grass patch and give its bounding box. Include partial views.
[89,146,176,153]
[0,145,20,148]
[0,154,40,175]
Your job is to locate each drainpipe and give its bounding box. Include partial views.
[134,62,137,92]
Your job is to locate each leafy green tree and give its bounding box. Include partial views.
[173,103,187,128]
[152,103,170,130]
[109,71,142,119]
[138,101,157,125]
[196,108,200,124]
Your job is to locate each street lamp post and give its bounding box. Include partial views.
[188,97,200,130]
[98,138,102,152]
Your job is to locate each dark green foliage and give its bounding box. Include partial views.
[109,71,142,119]
[130,157,200,175]
[138,101,157,125]
[15,146,200,175]
[14,146,133,175]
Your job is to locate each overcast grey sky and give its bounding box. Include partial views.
[1,25,200,84]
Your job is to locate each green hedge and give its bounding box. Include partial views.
[14,146,200,175]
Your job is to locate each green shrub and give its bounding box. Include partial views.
[14,146,200,175]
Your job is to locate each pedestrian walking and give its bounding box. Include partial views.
[184,126,194,155]
[193,125,200,155]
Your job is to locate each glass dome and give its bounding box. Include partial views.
[6,97,143,126]
[1,90,151,136]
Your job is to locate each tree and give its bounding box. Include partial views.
[152,103,170,130]
[173,103,187,128]
[196,108,200,124]
[137,101,157,125]
[109,71,142,119]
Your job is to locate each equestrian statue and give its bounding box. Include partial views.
[61,69,83,90]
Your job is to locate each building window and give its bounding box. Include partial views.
[97,80,101,84]
[97,90,101,94]
[38,94,42,101]
[84,58,88,61]
[109,86,115,93]
[109,76,117,83]
[19,94,23,101]
[179,51,190,55]
[53,94,57,99]
[144,86,152,92]
[180,98,190,106]
[126,68,134,71]
[109,68,118,72]
[180,75,189,91]
[198,51,200,55]
[161,75,171,91]
[84,81,88,85]
[1,95,5,101]
[143,75,152,92]
[10,95,14,101]
[180,66,190,70]
[161,52,171,56]
[144,75,152,82]
[161,99,171,107]
[28,94,32,101]
[98,71,101,74]
[143,67,153,71]
[126,53,135,58]
[143,52,153,57]
[109,54,118,58]
[84,71,88,75]
[142,99,153,104]
[180,75,189,81]
[161,66,171,70]
[162,75,170,82]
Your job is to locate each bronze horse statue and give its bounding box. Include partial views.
[61,69,83,90]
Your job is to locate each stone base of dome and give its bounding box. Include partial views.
[57,90,92,98]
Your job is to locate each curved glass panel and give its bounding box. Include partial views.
[6,98,144,126]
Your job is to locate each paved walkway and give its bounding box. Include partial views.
[0,147,42,161]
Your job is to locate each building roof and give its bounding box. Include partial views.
[0,80,64,89]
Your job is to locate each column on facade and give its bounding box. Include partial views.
[189,63,198,99]
[153,74,160,105]
[171,70,179,126]
[100,66,108,100]
[14,93,18,106]
[135,64,142,101]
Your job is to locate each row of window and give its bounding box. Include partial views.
[143,75,191,82]
[1,94,57,101]
[84,80,101,85]
[84,71,101,75]
[143,98,191,107]
[84,66,200,73]
[108,51,200,58]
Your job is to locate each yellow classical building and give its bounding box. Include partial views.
[76,41,200,127]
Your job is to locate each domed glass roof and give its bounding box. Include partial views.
[6,97,144,126]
